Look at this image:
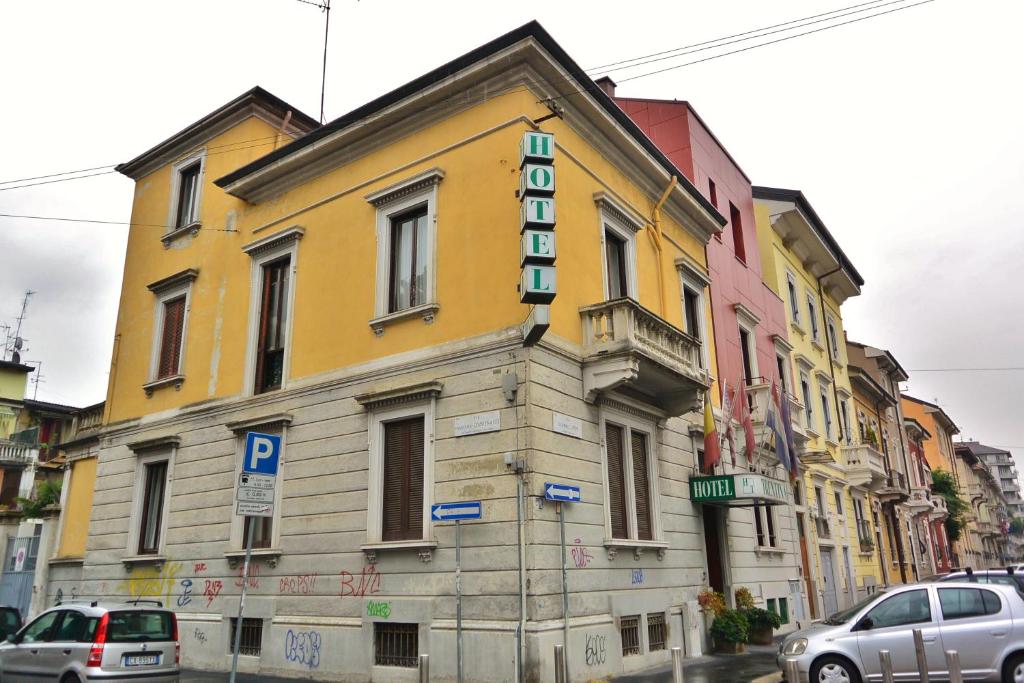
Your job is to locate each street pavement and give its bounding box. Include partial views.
[611,642,781,683]
[181,671,307,683]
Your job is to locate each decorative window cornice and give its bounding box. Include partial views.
[733,303,761,328]
[593,191,645,233]
[242,226,304,257]
[225,413,294,434]
[815,370,833,385]
[675,256,711,287]
[147,268,198,294]
[598,396,664,425]
[355,381,443,410]
[794,353,815,370]
[836,386,852,399]
[127,435,180,453]
[364,168,445,208]
[772,334,794,354]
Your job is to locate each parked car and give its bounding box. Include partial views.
[931,569,1024,593]
[0,601,179,683]
[778,582,1024,682]
[0,607,22,642]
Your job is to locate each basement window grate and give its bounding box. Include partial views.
[374,622,418,667]
[229,618,262,657]
[647,613,666,651]
[620,615,641,656]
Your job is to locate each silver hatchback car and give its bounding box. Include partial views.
[0,601,179,683]
[778,582,1024,683]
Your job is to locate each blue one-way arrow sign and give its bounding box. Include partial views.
[545,482,581,502]
[431,501,482,521]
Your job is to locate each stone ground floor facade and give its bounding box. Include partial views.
[47,331,806,682]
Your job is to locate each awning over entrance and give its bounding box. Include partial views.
[689,473,791,507]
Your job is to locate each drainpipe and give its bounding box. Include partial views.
[648,177,678,319]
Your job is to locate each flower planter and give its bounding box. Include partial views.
[749,627,773,645]
[713,639,746,654]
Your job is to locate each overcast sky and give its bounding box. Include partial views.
[1,0,1021,460]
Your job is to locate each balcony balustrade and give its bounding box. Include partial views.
[877,470,909,503]
[580,298,710,416]
[0,439,34,465]
[907,486,934,514]
[842,442,888,490]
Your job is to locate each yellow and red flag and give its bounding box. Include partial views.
[703,391,721,471]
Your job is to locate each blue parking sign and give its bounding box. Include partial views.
[244,432,281,476]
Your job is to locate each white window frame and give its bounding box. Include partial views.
[367,169,443,330]
[800,371,815,431]
[786,271,802,326]
[826,313,842,359]
[754,504,779,549]
[819,381,834,441]
[806,292,821,343]
[599,406,662,544]
[678,266,711,370]
[600,210,639,301]
[167,149,206,234]
[241,228,302,397]
[738,319,759,381]
[839,396,852,445]
[229,429,286,552]
[146,279,193,388]
[365,399,436,546]
[126,448,175,559]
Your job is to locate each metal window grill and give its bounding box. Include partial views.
[229,618,262,657]
[374,622,418,667]
[647,613,666,651]
[620,615,641,656]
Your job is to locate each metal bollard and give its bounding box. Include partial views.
[671,646,684,683]
[879,650,895,683]
[913,629,930,683]
[418,653,429,683]
[946,651,963,683]
[554,644,565,683]
[784,658,800,683]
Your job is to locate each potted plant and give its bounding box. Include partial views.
[734,587,755,610]
[710,608,749,654]
[743,607,782,645]
[859,537,875,553]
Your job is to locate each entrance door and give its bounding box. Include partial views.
[0,532,39,619]
[702,507,724,594]
[820,548,839,618]
[797,514,817,619]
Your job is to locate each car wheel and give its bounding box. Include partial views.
[60,674,80,683]
[1004,653,1024,683]
[810,656,861,683]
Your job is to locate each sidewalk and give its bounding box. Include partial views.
[611,643,781,683]
[181,671,307,683]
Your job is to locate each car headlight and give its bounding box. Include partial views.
[783,638,808,656]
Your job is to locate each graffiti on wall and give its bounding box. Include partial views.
[284,629,321,669]
[631,568,645,585]
[193,628,207,646]
[585,634,607,666]
[177,579,194,607]
[570,538,593,568]
[366,600,391,619]
[339,566,381,599]
[118,562,183,606]
[279,573,318,595]
[203,579,223,608]
[234,563,260,589]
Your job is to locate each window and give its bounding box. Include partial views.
[834,491,844,517]
[138,460,168,555]
[863,589,931,628]
[739,328,755,386]
[806,293,820,342]
[826,315,841,358]
[939,588,1000,620]
[776,354,790,394]
[0,473,20,507]
[620,615,641,656]
[174,163,201,229]
[679,266,711,369]
[243,516,272,550]
[729,202,746,263]
[647,613,666,651]
[779,597,789,624]
[707,178,718,208]
[767,598,777,615]
[754,505,778,548]
[603,417,656,542]
[800,373,814,429]
[605,229,629,299]
[156,297,185,380]
[786,272,801,326]
[20,610,61,644]
[820,385,834,440]
[229,618,263,656]
[839,399,851,445]
[374,623,418,667]
[254,257,290,394]
[683,288,702,343]
[388,206,428,313]
[382,416,425,542]
[53,610,92,642]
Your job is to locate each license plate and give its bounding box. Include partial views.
[124,654,160,666]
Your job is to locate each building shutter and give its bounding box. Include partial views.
[157,297,185,379]
[383,417,424,541]
[632,431,653,541]
[606,423,628,539]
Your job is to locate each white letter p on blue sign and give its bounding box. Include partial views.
[244,432,281,476]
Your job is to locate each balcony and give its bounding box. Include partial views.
[580,298,710,416]
[0,440,35,466]
[906,486,934,514]
[930,496,948,520]
[967,483,985,501]
[877,470,909,503]
[842,443,888,490]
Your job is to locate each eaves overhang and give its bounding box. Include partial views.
[213,21,725,242]
[848,367,896,406]
[116,86,320,181]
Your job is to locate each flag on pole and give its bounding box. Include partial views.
[702,391,721,472]
[720,380,737,467]
[779,384,799,480]
[739,380,756,462]
[767,380,791,474]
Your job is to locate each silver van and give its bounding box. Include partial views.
[0,601,179,683]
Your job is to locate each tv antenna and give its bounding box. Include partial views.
[4,290,34,363]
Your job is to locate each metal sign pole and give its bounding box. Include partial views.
[228,517,256,683]
[456,518,463,683]
[558,501,570,682]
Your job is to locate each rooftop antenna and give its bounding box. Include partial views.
[27,361,43,400]
[319,0,331,124]
[13,290,34,342]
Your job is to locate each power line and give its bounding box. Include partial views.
[0,169,118,191]
[0,163,117,186]
[592,0,908,76]
[0,212,237,233]
[587,0,895,72]
[909,367,1024,373]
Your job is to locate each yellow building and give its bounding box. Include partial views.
[753,187,885,617]
[57,23,766,681]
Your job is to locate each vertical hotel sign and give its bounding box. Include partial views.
[519,131,556,304]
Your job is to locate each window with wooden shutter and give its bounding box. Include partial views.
[157,297,185,379]
[631,431,653,541]
[382,416,425,541]
[243,516,272,549]
[606,423,628,539]
[138,460,168,555]
[254,257,290,394]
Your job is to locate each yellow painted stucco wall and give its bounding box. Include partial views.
[106,90,714,424]
[0,367,29,404]
[57,457,97,558]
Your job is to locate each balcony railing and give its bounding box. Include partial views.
[580,298,710,416]
[877,470,909,503]
[930,496,948,519]
[0,439,35,465]
[842,442,888,490]
[907,486,933,513]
